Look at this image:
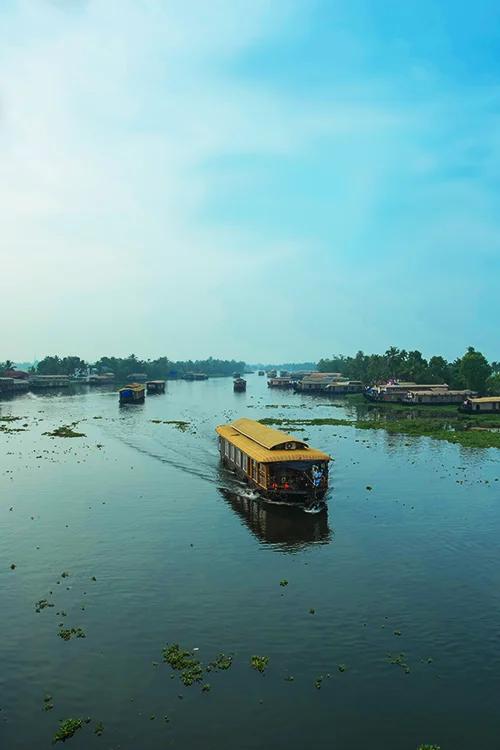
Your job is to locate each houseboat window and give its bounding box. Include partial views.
[235,448,241,466]
[224,440,230,457]
[242,454,248,472]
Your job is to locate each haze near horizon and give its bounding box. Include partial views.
[2,0,499,362]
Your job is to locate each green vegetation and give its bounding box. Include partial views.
[52,718,84,743]
[251,655,269,673]
[318,346,500,394]
[30,353,246,379]
[259,414,500,449]
[43,424,86,438]
[58,626,86,641]
[417,745,440,750]
[387,653,410,674]
[162,644,204,686]
[162,420,190,431]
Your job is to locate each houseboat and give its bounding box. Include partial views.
[402,389,476,405]
[119,383,145,404]
[29,375,71,389]
[146,380,166,394]
[325,380,363,395]
[266,370,277,378]
[233,377,247,392]
[267,376,292,389]
[364,382,449,403]
[294,372,344,392]
[216,418,330,506]
[258,370,265,376]
[460,396,500,413]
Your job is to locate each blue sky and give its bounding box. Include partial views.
[1,0,499,362]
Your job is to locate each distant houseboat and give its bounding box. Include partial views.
[267,377,292,389]
[295,372,344,392]
[29,375,71,389]
[233,377,247,392]
[146,380,166,394]
[325,380,363,395]
[402,389,476,405]
[258,370,265,376]
[266,370,277,378]
[216,418,330,506]
[119,384,145,404]
[364,382,449,403]
[460,396,500,413]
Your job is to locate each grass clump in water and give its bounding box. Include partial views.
[162,644,203,686]
[387,653,410,674]
[52,718,84,743]
[44,424,86,438]
[250,655,269,673]
[162,420,190,431]
[58,626,86,641]
[208,653,233,671]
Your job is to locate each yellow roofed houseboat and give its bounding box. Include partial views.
[216,418,330,506]
[119,383,145,404]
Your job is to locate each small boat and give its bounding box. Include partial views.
[119,383,145,404]
[216,418,330,506]
[233,377,246,392]
[146,380,166,394]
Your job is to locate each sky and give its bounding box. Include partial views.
[1,0,500,363]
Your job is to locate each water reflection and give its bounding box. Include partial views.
[219,487,331,552]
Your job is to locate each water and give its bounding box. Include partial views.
[1,377,500,749]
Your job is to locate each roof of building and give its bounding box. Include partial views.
[467,396,500,403]
[216,418,330,464]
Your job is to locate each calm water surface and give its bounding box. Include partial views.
[1,377,500,749]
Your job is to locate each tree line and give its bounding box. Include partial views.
[0,355,246,381]
[318,347,500,395]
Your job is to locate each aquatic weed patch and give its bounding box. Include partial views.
[250,655,269,673]
[58,626,86,641]
[258,416,500,449]
[387,653,410,674]
[43,423,86,438]
[162,420,190,431]
[52,718,84,743]
[162,644,204,686]
[162,645,233,689]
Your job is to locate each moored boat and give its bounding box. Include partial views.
[119,383,145,404]
[233,377,246,392]
[146,380,166,394]
[216,418,330,506]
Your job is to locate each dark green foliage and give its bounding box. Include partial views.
[318,345,494,391]
[52,718,84,743]
[417,745,440,750]
[459,347,491,393]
